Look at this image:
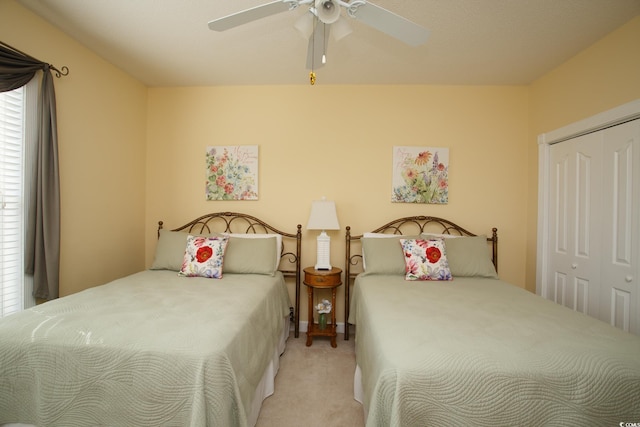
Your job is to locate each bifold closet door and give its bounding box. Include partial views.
[599,119,639,334]
[546,118,639,334]
[548,132,603,317]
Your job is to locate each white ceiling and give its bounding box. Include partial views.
[15,0,640,87]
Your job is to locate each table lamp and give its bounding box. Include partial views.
[306,197,340,270]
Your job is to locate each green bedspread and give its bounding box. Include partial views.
[350,275,640,427]
[0,270,291,427]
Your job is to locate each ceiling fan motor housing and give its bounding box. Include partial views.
[316,0,341,24]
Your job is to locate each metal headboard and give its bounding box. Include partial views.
[158,212,303,338]
[344,215,498,340]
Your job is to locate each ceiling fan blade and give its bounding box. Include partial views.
[208,1,293,31]
[351,2,429,46]
[306,21,330,69]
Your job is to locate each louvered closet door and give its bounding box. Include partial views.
[548,132,603,316]
[600,119,640,334]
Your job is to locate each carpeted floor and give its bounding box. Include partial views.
[256,332,365,427]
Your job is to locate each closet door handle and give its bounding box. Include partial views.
[625,275,633,283]
[571,263,578,270]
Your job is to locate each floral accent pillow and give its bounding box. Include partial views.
[399,238,452,281]
[178,235,229,279]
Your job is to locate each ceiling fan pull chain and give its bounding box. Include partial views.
[322,22,327,64]
[309,14,316,85]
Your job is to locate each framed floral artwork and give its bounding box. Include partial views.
[391,146,449,204]
[206,145,259,201]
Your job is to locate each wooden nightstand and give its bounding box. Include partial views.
[303,266,342,347]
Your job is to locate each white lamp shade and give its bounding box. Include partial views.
[306,199,340,231]
[307,198,339,270]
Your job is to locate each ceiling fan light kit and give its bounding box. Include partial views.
[331,18,353,41]
[294,12,315,38]
[208,0,429,85]
[316,0,341,24]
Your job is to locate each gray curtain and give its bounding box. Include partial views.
[0,41,61,300]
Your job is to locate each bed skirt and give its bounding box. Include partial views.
[247,318,290,426]
[353,364,368,422]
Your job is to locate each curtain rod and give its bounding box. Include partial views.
[0,40,69,78]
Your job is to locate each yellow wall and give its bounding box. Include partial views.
[526,15,640,291]
[146,85,529,322]
[5,0,639,324]
[1,0,148,296]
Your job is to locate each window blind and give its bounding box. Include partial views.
[0,87,24,317]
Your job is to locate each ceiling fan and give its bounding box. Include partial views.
[208,0,429,83]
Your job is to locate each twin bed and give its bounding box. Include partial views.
[0,212,301,427]
[2,211,640,426]
[345,215,640,426]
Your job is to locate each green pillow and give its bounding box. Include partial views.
[361,235,419,276]
[150,229,191,271]
[223,236,278,276]
[443,235,498,278]
[151,230,280,275]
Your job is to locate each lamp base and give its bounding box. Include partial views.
[315,231,332,270]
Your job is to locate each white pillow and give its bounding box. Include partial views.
[363,232,399,238]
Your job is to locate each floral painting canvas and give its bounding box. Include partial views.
[392,146,449,204]
[206,145,259,200]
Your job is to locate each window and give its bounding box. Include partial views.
[0,86,24,317]
[0,79,36,317]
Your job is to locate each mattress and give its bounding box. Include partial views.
[0,269,291,427]
[349,275,640,427]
